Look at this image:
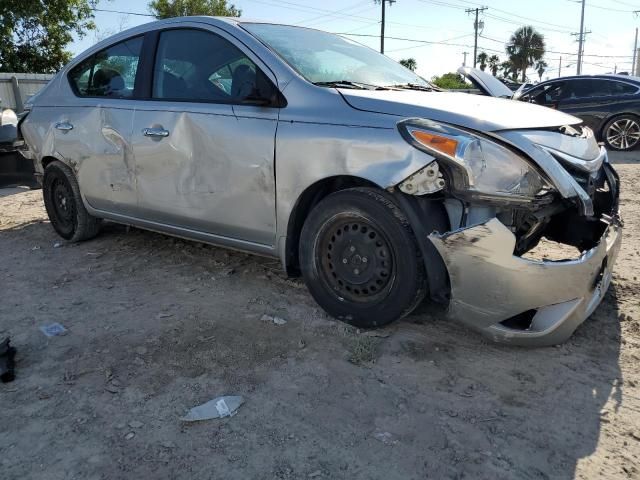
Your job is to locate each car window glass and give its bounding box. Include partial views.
[153,29,270,103]
[530,83,563,105]
[611,81,638,95]
[243,23,431,88]
[563,79,616,99]
[69,36,143,98]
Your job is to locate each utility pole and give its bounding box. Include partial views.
[633,26,638,76]
[571,29,591,74]
[576,0,586,74]
[462,51,469,66]
[558,56,562,78]
[465,6,488,67]
[379,0,396,54]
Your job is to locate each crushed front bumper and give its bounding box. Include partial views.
[427,166,622,347]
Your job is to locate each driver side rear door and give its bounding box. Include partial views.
[130,25,279,247]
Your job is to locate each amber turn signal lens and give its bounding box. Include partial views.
[411,131,458,157]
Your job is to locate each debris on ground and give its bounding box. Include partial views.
[39,323,67,337]
[0,337,16,383]
[181,396,245,422]
[261,314,287,325]
[373,431,398,446]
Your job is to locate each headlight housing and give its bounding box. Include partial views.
[398,119,554,203]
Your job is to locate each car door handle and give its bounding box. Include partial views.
[143,127,170,138]
[55,122,74,132]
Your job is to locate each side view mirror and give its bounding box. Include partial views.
[241,93,271,106]
[241,86,286,108]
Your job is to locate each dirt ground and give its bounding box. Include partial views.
[1,152,639,480]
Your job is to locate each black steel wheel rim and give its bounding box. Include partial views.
[51,177,75,231]
[607,118,640,150]
[317,217,396,303]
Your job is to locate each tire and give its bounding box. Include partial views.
[299,187,426,328]
[42,160,101,242]
[603,115,640,151]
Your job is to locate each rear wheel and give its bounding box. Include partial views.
[603,115,640,151]
[299,187,426,328]
[42,160,101,242]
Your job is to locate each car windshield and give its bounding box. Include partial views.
[242,23,431,89]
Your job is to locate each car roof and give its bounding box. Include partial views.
[539,74,640,84]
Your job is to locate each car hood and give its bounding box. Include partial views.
[340,89,581,132]
[457,66,515,98]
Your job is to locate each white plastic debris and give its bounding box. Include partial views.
[260,314,287,325]
[39,323,67,337]
[181,396,244,422]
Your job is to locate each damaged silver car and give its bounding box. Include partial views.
[19,18,622,346]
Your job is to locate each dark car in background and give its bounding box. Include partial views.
[460,67,640,151]
[515,75,640,151]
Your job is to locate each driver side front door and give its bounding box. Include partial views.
[130,26,279,247]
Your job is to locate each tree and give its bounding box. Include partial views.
[0,0,95,73]
[399,58,417,71]
[506,25,545,82]
[488,54,500,76]
[477,52,488,71]
[500,60,517,81]
[431,72,472,90]
[536,59,548,81]
[149,0,240,18]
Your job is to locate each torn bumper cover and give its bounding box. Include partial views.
[428,183,622,347]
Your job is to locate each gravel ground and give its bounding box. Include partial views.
[1,152,639,480]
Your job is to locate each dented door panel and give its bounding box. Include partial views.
[131,103,277,246]
[33,104,137,215]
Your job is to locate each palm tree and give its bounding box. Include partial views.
[506,26,546,82]
[536,60,548,81]
[477,52,489,71]
[500,60,517,81]
[488,55,500,76]
[399,58,417,71]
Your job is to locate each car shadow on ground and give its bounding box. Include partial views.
[1,217,626,479]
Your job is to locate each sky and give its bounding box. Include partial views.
[71,0,640,82]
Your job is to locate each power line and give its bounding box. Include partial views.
[91,8,154,17]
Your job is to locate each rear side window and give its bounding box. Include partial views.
[611,81,638,95]
[69,36,143,98]
[152,29,270,103]
[562,79,636,99]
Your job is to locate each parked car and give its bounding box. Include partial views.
[0,106,37,188]
[19,18,622,346]
[460,66,640,151]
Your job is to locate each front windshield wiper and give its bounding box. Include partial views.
[313,80,388,90]
[386,83,437,92]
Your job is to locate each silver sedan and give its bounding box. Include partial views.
[19,17,622,346]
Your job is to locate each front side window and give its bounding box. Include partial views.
[152,29,271,103]
[242,23,430,88]
[69,36,143,98]
[527,82,564,105]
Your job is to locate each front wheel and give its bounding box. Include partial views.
[42,160,101,242]
[299,188,426,328]
[603,115,640,151]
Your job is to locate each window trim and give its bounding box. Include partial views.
[144,26,285,108]
[67,34,146,100]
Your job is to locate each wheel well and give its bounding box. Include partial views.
[284,176,379,276]
[41,156,58,170]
